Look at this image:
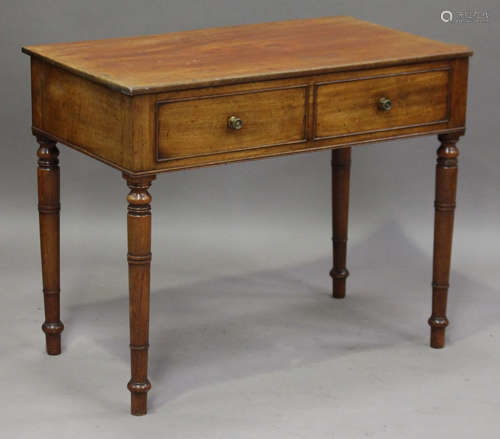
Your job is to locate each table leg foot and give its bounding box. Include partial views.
[128,380,151,415]
[428,133,460,349]
[330,148,351,299]
[429,323,447,349]
[42,322,64,355]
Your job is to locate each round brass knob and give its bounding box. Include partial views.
[378,97,392,112]
[227,115,243,130]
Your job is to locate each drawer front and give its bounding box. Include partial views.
[314,68,450,139]
[156,86,308,161]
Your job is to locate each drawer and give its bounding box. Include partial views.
[314,68,450,140]
[156,86,308,161]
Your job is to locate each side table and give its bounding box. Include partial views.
[22,16,472,415]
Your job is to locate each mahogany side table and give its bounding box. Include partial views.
[22,16,472,415]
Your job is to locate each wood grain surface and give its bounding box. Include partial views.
[22,16,472,95]
[315,68,450,139]
[156,86,307,161]
[30,58,468,175]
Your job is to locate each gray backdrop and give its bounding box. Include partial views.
[1,1,499,438]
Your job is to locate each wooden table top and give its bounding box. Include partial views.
[22,16,472,96]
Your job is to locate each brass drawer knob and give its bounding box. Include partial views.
[227,115,243,130]
[378,97,392,111]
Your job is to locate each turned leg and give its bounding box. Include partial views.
[36,134,64,355]
[330,148,351,298]
[428,133,460,348]
[124,173,155,415]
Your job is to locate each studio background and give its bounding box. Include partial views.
[1,1,499,438]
